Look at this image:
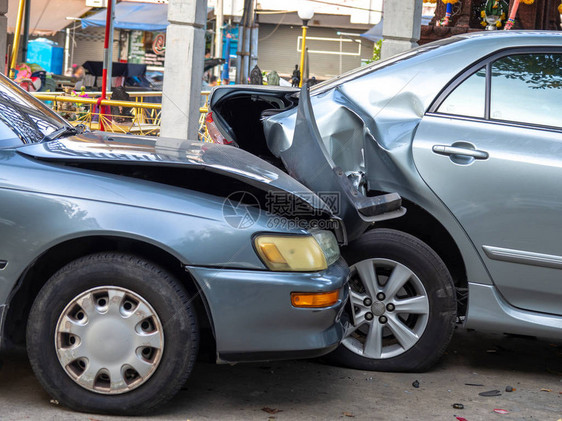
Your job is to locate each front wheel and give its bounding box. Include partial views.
[26,253,199,415]
[327,229,457,372]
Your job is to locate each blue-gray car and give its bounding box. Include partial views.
[208,31,562,373]
[0,75,350,414]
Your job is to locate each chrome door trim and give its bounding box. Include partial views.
[483,245,562,270]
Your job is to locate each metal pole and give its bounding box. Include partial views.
[298,22,308,87]
[215,0,223,77]
[9,0,26,78]
[235,28,243,83]
[64,28,71,74]
[106,0,116,93]
[242,25,250,83]
[249,20,258,71]
[21,0,30,63]
[102,0,112,99]
[100,0,115,131]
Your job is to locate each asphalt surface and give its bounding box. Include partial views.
[0,329,560,421]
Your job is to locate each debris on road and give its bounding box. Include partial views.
[505,386,514,392]
[540,388,552,392]
[412,380,420,388]
[343,412,355,417]
[455,417,468,421]
[452,403,464,409]
[479,390,502,397]
[465,383,484,387]
[262,407,282,414]
[493,409,509,414]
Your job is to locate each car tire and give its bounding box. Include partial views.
[326,228,456,372]
[26,252,199,415]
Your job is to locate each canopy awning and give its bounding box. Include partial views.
[7,0,91,35]
[81,1,168,32]
[360,19,383,42]
[361,16,434,42]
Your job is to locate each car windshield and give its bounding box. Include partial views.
[0,73,68,147]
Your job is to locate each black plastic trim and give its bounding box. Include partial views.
[425,112,562,134]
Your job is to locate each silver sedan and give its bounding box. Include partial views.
[208,30,562,372]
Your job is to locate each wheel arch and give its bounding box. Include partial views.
[2,235,216,351]
[370,197,468,316]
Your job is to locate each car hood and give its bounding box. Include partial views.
[17,132,332,215]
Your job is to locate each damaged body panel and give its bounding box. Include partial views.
[17,133,332,216]
[273,84,404,241]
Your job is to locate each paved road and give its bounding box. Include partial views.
[0,329,560,421]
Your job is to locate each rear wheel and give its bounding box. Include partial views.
[327,229,456,372]
[26,252,199,415]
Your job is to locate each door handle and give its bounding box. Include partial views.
[432,145,489,160]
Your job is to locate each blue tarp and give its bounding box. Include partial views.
[81,1,168,32]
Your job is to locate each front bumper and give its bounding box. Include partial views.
[186,258,350,363]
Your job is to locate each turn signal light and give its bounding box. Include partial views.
[291,290,340,308]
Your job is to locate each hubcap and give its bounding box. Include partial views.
[55,286,164,394]
[343,258,429,360]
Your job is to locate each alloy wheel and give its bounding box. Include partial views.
[342,258,429,360]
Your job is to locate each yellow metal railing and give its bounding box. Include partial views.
[32,91,212,139]
[32,93,161,135]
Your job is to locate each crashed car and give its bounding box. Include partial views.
[0,74,350,414]
[207,31,562,372]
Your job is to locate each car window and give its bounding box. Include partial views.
[0,118,23,148]
[437,67,486,118]
[490,53,562,128]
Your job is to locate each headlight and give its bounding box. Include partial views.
[254,230,340,272]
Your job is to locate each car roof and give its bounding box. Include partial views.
[313,30,562,95]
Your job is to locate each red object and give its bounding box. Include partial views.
[493,409,509,414]
[101,1,112,100]
[96,96,104,132]
[455,418,468,421]
[99,0,113,131]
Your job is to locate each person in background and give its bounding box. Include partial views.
[204,49,212,82]
[209,76,218,87]
[72,65,85,89]
[291,65,300,87]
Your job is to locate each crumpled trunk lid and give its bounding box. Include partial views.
[271,84,405,241]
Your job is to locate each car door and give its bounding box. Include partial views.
[412,48,562,316]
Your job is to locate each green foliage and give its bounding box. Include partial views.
[366,39,383,64]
